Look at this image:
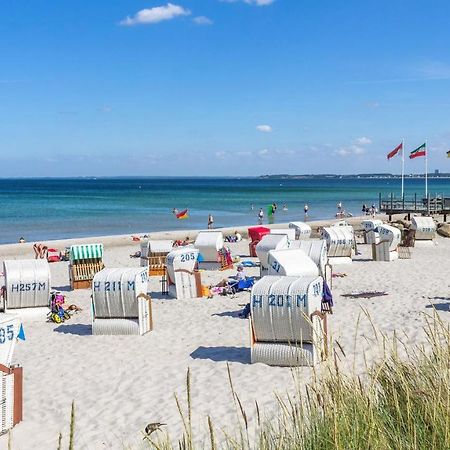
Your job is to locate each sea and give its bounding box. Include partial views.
[1,177,448,244]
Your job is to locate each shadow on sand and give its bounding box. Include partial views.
[190,346,250,364]
[53,323,92,336]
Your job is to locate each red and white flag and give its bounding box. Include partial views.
[387,142,403,160]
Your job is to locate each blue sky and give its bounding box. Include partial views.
[1,0,450,176]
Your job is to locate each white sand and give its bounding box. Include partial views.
[1,218,449,449]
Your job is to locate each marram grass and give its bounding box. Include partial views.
[148,312,450,450]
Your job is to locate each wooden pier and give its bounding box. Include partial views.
[379,193,450,221]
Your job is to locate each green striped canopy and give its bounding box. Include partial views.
[70,243,103,262]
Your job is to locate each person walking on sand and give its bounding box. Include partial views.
[258,208,264,224]
[208,214,214,229]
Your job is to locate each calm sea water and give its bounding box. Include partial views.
[0,177,448,244]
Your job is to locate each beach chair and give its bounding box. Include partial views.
[372,224,401,261]
[250,276,327,366]
[69,244,104,290]
[166,247,202,299]
[321,226,354,265]
[92,268,152,335]
[194,231,227,270]
[361,220,383,244]
[270,228,296,240]
[2,260,51,319]
[267,249,319,278]
[256,234,290,276]
[289,222,312,240]
[411,216,436,246]
[0,314,23,434]
[140,240,174,276]
[248,226,270,257]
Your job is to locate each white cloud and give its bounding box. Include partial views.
[193,16,213,25]
[258,149,269,157]
[335,144,366,157]
[221,0,275,5]
[120,3,190,26]
[256,124,272,133]
[356,136,372,145]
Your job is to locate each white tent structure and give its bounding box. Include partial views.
[270,228,296,241]
[250,276,327,366]
[140,239,174,275]
[256,234,290,275]
[289,222,312,240]
[321,226,354,265]
[372,224,401,261]
[0,314,23,433]
[361,219,383,244]
[92,268,152,335]
[2,260,51,319]
[411,216,436,244]
[166,247,201,299]
[267,249,319,277]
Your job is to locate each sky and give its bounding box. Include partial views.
[1,0,450,176]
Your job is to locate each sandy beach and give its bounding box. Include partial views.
[1,216,449,450]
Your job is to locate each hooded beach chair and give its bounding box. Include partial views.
[256,234,290,276]
[411,216,436,246]
[92,268,152,335]
[194,231,228,270]
[2,259,51,319]
[69,243,104,289]
[270,228,296,240]
[166,247,202,299]
[289,222,312,240]
[250,276,327,366]
[372,224,401,261]
[361,219,383,244]
[140,239,174,275]
[0,313,24,434]
[321,226,354,265]
[248,226,270,257]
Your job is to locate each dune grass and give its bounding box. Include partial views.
[146,312,450,450]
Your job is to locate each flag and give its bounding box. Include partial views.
[410,143,426,159]
[176,209,188,219]
[387,142,403,160]
[447,150,450,158]
[17,324,26,341]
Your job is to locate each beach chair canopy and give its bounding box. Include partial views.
[322,227,354,258]
[248,226,270,242]
[268,249,319,277]
[270,228,296,241]
[0,314,22,366]
[411,216,436,240]
[256,234,290,269]
[194,231,224,262]
[377,224,401,251]
[289,222,312,240]
[3,259,51,309]
[70,244,103,263]
[251,275,323,344]
[92,268,148,319]
[361,219,383,232]
[166,247,199,282]
[290,240,328,276]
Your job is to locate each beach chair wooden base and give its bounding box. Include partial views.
[0,364,23,433]
[372,242,399,262]
[250,311,327,367]
[398,246,412,259]
[71,279,92,290]
[69,261,104,290]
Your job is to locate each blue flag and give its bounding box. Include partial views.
[17,324,26,341]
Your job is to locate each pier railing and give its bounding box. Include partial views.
[378,193,450,218]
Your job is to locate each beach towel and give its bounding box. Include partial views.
[240,260,256,267]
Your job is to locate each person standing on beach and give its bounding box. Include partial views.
[258,208,264,224]
[208,214,214,229]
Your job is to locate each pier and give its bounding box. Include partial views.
[379,193,450,221]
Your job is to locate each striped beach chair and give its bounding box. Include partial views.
[250,276,328,366]
[69,243,105,290]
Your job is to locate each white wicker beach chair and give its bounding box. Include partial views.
[166,247,201,299]
[267,249,319,277]
[270,228,296,240]
[250,276,327,366]
[372,224,401,261]
[256,234,290,276]
[361,220,383,244]
[289,222,312,240]
[321,226,354,265]
[2,260,51,319]
[411,216,436,245]
[92,268,152,335]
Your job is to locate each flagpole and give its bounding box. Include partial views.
[425,139,428,197]
[401,138,405,198]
